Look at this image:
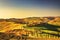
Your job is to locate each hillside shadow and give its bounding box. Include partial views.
[36,23,60,32]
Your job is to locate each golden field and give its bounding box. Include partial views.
[0,17,60,40]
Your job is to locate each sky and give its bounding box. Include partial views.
[0,0,60,18]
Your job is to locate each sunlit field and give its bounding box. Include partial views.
[0,17,60,40]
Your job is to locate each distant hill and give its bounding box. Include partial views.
[0,17,60,26]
